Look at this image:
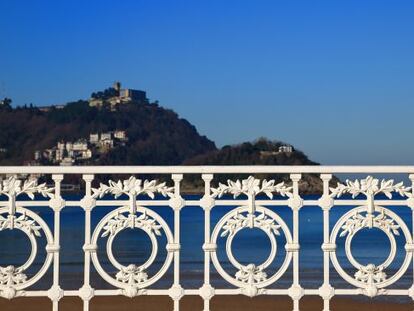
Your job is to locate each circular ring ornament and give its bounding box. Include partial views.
[91,206,174,293]
[330,205,412,290]
[107,226,158,272]
[226,224,278,272]
[210,205,293,289]
[0,207,54,294]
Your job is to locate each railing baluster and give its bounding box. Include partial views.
[318,174,335,311]
[200,174,215,311]
[47,174,65,311]
[288,174,303,311]
[79,174,96,311]
[168,174,185,311]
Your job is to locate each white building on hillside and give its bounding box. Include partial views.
[278,145,293,153]
[90,134,99,144]
[73,139,88,151]
[101,133,112,141]
[114,130,126,140]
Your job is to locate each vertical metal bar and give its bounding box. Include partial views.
[200,174,215,311]
[49,174,65,311]
[79,174,96,311]
[288,174,303,311]
[169,174,184,311]
[318,174,334,311]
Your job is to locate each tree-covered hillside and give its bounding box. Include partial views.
[0,100,216,165]
[182,138,336,193]
[0,100,331,192]
[184,138,316,166]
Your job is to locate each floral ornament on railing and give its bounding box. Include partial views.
[235,264,267,284]
[116,264,148,285]
[340,209,400,237]
[354,264,386,284]
[330,176,412,199]
[330,176,412,217]
[221,211,281,238]
[0,212,42,237]
[0,176,54,200]
[0,177,49,233]
[211,176,293,199]
[92,176,174,199]
[0,265,28,299]
[0,265,27,288]
[101,211,162,238]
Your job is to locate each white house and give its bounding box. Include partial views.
[101,133,112,141]
[114,130,126,140]
[278,145,293,153]
[81,149,93,159]
[66,142,74,152]
[100,138,114,149]
[73,139,88,151]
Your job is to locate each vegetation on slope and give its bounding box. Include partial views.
[182,138,336,193]
[0,100,216,165]
[0,95,330,193]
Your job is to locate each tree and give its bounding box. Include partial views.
[0,98,12,111]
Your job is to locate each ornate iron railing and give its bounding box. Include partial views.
[0,166,413,311]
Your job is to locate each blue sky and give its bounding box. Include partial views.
[1,1,413,165]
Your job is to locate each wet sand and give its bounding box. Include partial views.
[0,295,412,311]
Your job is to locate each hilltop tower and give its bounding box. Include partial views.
[113,81,121,92]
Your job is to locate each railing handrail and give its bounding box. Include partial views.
[1,165,414,174]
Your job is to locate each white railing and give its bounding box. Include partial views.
[0,166,413,311]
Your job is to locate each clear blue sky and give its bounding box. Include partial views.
[1,0,413,165]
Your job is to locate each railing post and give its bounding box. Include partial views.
[318,174,335,311]
[47,174,65,311]
[287,174,303,311]
[168,174,185,311]
[79,174,96,311]
[200,174,215,311]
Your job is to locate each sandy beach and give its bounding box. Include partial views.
[0,296,411,311]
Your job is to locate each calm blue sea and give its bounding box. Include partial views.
[1,194,412,298]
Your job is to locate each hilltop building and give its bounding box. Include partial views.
[89,82,147,109]
[278,145,293,153]
[119,89,147,102]
[259,144,294,159]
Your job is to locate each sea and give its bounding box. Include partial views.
[0,194,412,302]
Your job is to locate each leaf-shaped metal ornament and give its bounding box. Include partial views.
[0,176,54,200]
[101,211,163,238]
[92,177,174,199]
[211,176,293,199]
[330,176,412,199]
